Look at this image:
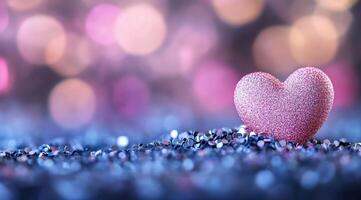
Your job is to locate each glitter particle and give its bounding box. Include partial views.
[170,130,178,139]
[117,136,129,147]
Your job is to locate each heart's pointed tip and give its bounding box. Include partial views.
[243,125,310,145]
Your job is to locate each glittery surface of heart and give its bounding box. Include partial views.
[234,67,334,144]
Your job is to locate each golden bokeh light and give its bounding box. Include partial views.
[314,8,354,37]
[289,14,339,66]
[316,0,358,12]
[6,0,44,11]
[211,0,264,26]
[49,79,96,130]
[17,15,66,65]
[50,33,93,77]
[253,26,298,75]
[114,3,167,56]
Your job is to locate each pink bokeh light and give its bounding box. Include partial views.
[192,61,239,113]
[0,58,10,93]
[147,23,218,77]
[86,4,120,46]
[0,2,9,33]
[324,62,359,109]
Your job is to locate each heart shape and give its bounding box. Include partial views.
[234,67,334,144]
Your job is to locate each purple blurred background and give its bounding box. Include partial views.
[0,0,360,142]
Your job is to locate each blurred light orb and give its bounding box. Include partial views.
[0,58,10,93]
[114,3,166,56]
[173,25,218,73]
[314,8,353,37]
[316,0,358,12]
[211,0,264,26]
[170,130,178,139]
[148,23,218,77]
[49,79,96,130]
[192,62,238,113]
[0,2,9,33]
[253,26,298,75]
[324,63,358,109]
[6,0,44,11]
[289,15,338,66]
[51,33,93,77]
[86,4,120,46]
[17,15,66,65]
[117,136,129,147]
[113,76,150,119]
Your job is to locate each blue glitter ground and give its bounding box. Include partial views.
[0,126,361,200]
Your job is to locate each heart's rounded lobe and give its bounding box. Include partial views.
[234,67,334,144]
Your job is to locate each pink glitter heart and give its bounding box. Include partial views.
[234,67,334,144]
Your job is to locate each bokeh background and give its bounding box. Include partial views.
[0,0,360,143]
